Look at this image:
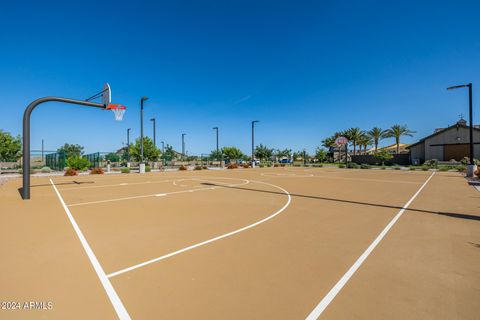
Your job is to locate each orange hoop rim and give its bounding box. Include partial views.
[106,103,126,110]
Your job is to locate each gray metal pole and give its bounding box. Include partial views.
[140,97,149,164]
[41,139,44,163]
[468,84,474,165]
[140,99,144,163]
[213,127,219,159]
[127,128,131,162]
[151,118,156,147]
[251,120,259,165]
[182,134,186,159]
[22,97,104,199]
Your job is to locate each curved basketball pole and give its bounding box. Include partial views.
[22,97,106,200]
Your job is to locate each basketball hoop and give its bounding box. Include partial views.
[101,83,112,106]
[106,104,126,121]
[335,136,348,145]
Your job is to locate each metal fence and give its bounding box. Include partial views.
[45,152,66,171]
[84,152,102,169]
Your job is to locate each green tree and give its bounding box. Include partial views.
[357,134,372,155]
[322,136,336,150]
[384,124,415,154]
[57,143,84,158]
[66,155,90,170]
[221,146,244,161]
[315,148,328,162]
[129,137,161,162]
[275,148,291,158]
[209,149,223,161]
[105,152,120,162]
[344,128,364,156]
[293,150,309,162]
[163,144,176,161]
[375,150,393,166]
[254,144,274,161]
[0,130,22,161]
[367,127,386,154]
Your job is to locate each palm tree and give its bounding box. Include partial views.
[384,125,415,154]
[357,134,372,155]
[367,127,386,154]
[344,128,364,155]
[321,136,336,150]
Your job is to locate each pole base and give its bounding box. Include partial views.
[466,164,477,177]
[139,163,146,174]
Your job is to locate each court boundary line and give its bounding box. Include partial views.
[305,172,435,320]
[107,180,291,278]
[49,179,131,320]
[58,179,172,191]
[67,178,250,207]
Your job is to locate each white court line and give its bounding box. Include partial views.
[67,179,249,207]
[107,180,291,278]
[58,179,170,191]
[49,179,131,320]
[305,172,435,320]
[310,175,421,185]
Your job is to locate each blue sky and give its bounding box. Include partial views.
[1,0,479,155]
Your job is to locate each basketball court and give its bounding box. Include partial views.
[1,167,479,319]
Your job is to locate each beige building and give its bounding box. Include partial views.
[409,119,480,163]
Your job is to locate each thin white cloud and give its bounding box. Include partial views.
[233,94,252,105]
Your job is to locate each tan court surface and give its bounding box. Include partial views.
[0,167,479,319]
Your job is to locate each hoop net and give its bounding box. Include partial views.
[106,104,126,121]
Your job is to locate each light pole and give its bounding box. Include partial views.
[126,128,131,162]
[213,127,219,159]
[447,83,476,176]
[182,133,186,160]
[150,118,156,147]
[251,120,259,167]
[140,97,149,173]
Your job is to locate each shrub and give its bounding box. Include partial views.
[66,156,90,171]
[381,166,386,170]
[409,166,416,171]
[393,166,401,170]
[260,164,265,168]
[421,165,429,171]
[347,163,359,169]
[90,167,104,174]
[457,165,466,172]
[194,165,202,170]
[280,164,286,167]
[460,157,469,165]
[64,168,78,176]
[145,165,151,172]
[274,163,279,167]
[41,166,51,173]
[424,159,439,168]
[202,166,208,170]
[439,166,449,172]
[360,164,370,169]
[120,167,130,173]
[375,150,393,166]
[243,163,250,168]
[339,164,345,168]
[227,163,238,169]
[179,165,187,171]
